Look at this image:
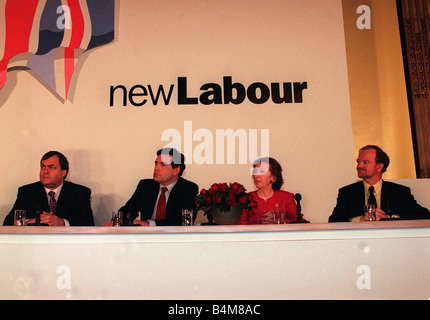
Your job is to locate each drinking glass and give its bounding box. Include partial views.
[274,208,284,224]
[181,209,193,226]
[364,204,376,221]
[14,210,26,226]
[112,211,123,226]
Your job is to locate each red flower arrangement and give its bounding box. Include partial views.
[195,182,257,215]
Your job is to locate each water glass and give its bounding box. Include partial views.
[112,211,123,226]
[364,204,376,221]
[273,208,284,224]
[181,209,193,226]
[14,210,26,226]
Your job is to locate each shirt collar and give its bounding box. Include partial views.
[160,180,178,193]
[44,183,63,198]
[363,179,383,194]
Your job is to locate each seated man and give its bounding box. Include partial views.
[329,145,430,222]
[113,148,198,226]
[3,151,95,226]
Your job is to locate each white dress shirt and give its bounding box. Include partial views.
[43,183,70,226]
[148,180,178,225]
[350,179,383,221]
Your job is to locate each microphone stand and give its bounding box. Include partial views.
[290,193,309,224]
[121,203,141,226]
[27,204,49,226]
[122,212,140,226]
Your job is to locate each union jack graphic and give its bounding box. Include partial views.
[0,0,115,101]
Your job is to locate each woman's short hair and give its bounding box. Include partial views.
[253,157,284,191]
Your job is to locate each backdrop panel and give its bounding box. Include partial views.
[0,0,354,224]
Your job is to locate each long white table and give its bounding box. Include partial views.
[1,220,429,300]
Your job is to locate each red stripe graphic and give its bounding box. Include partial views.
[0,0,39,88]
[64,0,85,98]
[0,0,115,101]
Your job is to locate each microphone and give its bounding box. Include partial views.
[122,202,140,226]
[290,193,309,223]
[27,203,49,226]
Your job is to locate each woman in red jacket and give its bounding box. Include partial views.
[238,157,303,224]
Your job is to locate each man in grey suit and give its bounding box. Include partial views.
[329,145,429,222]
[3,151,94,226]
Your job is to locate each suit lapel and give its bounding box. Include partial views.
[56,181,71,218]
[353,181,365,214]
[148,181,159,211]
[167,178,181,199]
[380,181,389,213]
[165,178,183,218]
[140,180,160,220]
[36,182,50,212]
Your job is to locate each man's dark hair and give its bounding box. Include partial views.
[41,151,69,179]
[359,145,390,173]
[156,148,186,177]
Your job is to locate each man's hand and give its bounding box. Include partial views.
[40,211,65,226]
[360,208,390,221]
[104,219,150,226]
[375,208,390,220]
[26,212,65,226]
[131,219,150,226]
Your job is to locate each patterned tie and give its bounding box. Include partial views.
[155,187,167,220]
[49,191,57,213]
[368,186,377,208]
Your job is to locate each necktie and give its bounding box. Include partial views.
[368,186,377,208]
[155,187,167,220]
[49,191,57,213]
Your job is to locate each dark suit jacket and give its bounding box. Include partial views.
[119,177,199,226]
[329,181,430,222]
[3,181,95,226]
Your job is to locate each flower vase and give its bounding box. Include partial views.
[211,206,243,225]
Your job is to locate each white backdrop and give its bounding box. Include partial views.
[0,0,356,224]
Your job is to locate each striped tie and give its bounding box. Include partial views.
[49,191,57,213]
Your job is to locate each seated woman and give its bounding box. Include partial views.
[238,157,304,224]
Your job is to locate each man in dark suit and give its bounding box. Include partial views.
[3,151,95,226]
[115,148,198,226]
[329,145,429,222]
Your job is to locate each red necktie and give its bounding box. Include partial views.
[155,187,167,220]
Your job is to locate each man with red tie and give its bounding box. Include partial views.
[116,148,198,226]
[329,145,429,222]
